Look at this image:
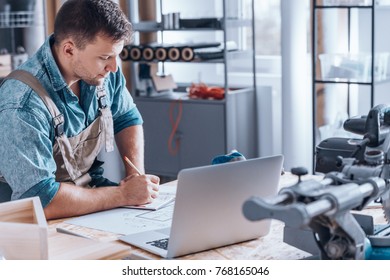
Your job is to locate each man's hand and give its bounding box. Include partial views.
[44,174,160,220]
[118,174,160,205]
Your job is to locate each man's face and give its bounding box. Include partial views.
[71,35,125,86]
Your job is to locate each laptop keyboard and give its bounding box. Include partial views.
[147,238,169,250]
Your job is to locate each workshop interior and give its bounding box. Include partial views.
[3,0,390,260]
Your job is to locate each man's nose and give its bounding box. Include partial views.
[106,57,118,72]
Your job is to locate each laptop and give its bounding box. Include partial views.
[119,155,284,259]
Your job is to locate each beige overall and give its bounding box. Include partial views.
[4,70,115,187]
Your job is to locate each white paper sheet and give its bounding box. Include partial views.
[65,185,176,235]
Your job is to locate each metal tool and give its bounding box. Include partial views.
[243,104,390,259]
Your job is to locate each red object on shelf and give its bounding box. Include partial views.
[188,83,225,100]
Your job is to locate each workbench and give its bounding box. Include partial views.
[49,173,387,260]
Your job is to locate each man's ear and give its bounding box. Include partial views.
[62,40,76,58]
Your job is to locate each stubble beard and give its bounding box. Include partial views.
[73,61,104,86]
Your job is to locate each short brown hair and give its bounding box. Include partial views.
[53,0,133,49]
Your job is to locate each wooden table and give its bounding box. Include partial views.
[48,173,387,260]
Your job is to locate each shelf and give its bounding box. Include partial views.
[311,0,387,171]
[133,25,222,32]
[314,4,390,9]
[314,4,373,8]
[314,2,390,8]
[315,0,373,7]
[134,86,253,103]
[126,0,257,176]
[132,18,252,32]
[315,78,390,84]
[0,11,35,28]
[135,94,226,104]
[314,79,373,85]
[123,50,253,64]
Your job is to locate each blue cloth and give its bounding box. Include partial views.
[211,150,246,165]
[0,35,143,207]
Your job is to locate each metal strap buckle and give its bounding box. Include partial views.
[98,96,108,109]
[53,114,64,137]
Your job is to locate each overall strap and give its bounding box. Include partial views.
[4,70,64,137]
[96,85,114,152]
[3,70,84,182]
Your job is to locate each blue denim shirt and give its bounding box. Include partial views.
[0,35,143,207]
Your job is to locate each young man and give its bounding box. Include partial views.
[0,0,160,219]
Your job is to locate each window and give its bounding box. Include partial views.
[235,0,282,76]
[249,0,281,56]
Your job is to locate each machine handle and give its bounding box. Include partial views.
[242,196,333,228]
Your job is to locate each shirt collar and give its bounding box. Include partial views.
[39,35,108,96]
[40,34,68,92]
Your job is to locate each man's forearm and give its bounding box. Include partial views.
[115,125,145,175]
[44,172,160,220]
[43,182,124,220]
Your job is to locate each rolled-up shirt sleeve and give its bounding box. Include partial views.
[113,108,143,134]
[108,68,143,134]
[0,107,58,206]
[20,178,60,207]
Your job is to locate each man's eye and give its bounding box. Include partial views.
[101,56,109,60]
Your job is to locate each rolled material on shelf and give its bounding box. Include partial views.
[142,46,154,61]
[180,47,195,61]
[119,42,225,62]
[119,45,142,61]
[176,42,222,61]
[119,45,130,60]
[129,46,143,61]
[167,47,181,61]
[154,47,168,61]
[194,41,238,60]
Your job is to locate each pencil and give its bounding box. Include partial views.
[124,156,143,175]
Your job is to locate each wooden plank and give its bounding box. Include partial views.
[0,222,45,260]
[0,197,48,259]
[0,199,34,223]
[48,228,131,260]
